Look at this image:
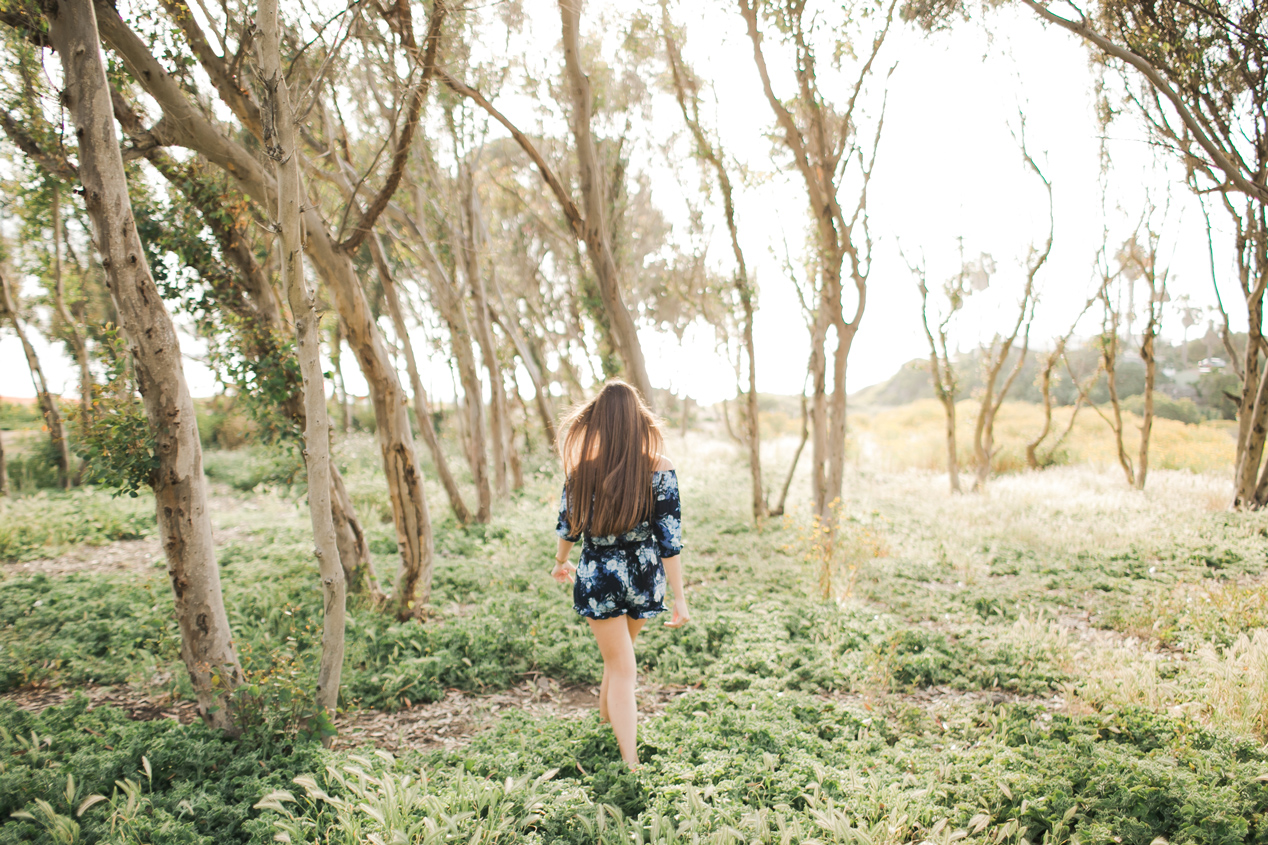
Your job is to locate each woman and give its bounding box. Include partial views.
[551,380,689,769]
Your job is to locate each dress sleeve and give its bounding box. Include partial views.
[652,470,683,558]
[556,484,581,542]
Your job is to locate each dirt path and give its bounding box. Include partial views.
[332,678,692,752]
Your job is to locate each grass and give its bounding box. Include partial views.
[4,421,1268,842]
[0,490,153,561]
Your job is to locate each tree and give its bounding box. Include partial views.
[105,96,379,594]
[368,230,472,524]
[908,250,968,493]
[1026,294,1099,470]
[437,2,657,407]
[255,0,345,735]
[1070,221,1169,489]
[40,0,244,729]
[0,263,72,489]
[89,0,442,615]
[739,0,895,519]
[663,3,766,521]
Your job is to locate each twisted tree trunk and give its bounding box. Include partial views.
[49,0,243,729]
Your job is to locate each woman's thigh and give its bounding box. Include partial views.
[587,615,636,672]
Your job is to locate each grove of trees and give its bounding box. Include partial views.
[0,0,1260,740]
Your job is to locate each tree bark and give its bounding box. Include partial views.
[913,260,961,492]
[256,0,345,731]
[369,231,471,524]
[110,109,376,591]
[0,269,72,489]
[1026,349,1059,470]
[1138,324,1156,490]
[49,0,243,729]
[303,225,436,619]
[1098,301,1136,487]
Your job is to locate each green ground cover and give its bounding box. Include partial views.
[3,435,1268,843]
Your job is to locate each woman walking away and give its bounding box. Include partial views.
[551,380,690,769]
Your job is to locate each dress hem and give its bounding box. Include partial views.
[574,605,667,621]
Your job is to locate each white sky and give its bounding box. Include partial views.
[0,2,1243,407]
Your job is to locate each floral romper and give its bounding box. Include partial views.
[556,469,683,620]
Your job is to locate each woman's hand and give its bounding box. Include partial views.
[664,600,690,628]
[551,560,576,584]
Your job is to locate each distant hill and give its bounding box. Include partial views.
[847,334,1244,423]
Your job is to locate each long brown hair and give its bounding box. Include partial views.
[560,380,664,538]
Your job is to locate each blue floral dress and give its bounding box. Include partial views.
[557,469,683,620]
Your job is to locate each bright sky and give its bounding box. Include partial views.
[0,2,1242,406]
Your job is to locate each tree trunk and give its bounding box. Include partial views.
[1234,218,1268,507]
[503,371,525,490]
[369,231,471,524]
[942,394,961,493]
[1137,328,1156,490]
[332,320,351,434]
[461,168,510,499]
[0,270,72,489]
[50,0,243,729]
[826,317,855,510]
[1102,325,1136,487]
[808,311,830,517]
[1026,350,1059,470]
[303,225,436,620]
[975,403,997,490]
[557,0,653,405]
[256,0,346,731]
[124,136,376,592]
[721,398,743,445]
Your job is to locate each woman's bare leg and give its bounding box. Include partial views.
[588,615,641,767]
[598,616,647,724]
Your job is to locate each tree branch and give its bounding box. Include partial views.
[1021,0,1267,203]
[438,67,585,239]
[338,0,446,253]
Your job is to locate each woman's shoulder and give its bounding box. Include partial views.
[652,454,675,473]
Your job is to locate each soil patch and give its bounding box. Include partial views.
[0,682,199,724]
[333,677,691,753]
[6,538,165,579]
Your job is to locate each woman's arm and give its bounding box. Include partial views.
[552,538,576,583]
[662,554,689,627]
